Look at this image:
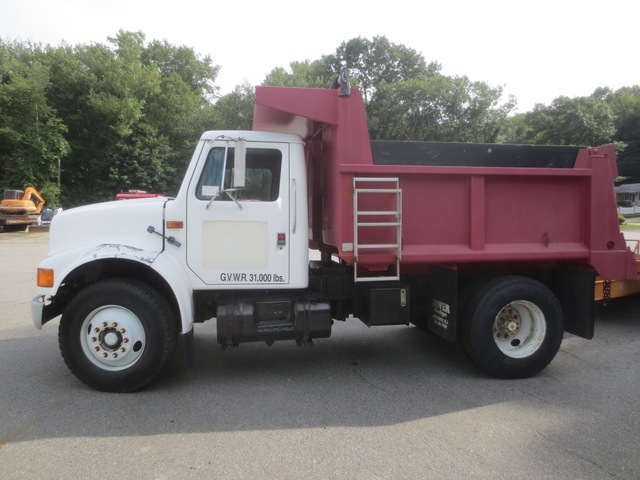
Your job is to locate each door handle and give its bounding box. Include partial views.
[292,179,297,234]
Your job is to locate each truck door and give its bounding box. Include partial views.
[186,139,291,287]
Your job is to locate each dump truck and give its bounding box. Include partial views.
[0,187,45,230]
[32,82,637,392]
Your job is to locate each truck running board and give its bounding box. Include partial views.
[353,177,402,282]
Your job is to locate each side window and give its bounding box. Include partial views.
[196,146,282,202]
[197,147,227,199]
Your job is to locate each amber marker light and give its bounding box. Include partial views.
[166,221,183,229]
[37,268,54,288]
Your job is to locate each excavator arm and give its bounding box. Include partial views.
[23,187,45,213]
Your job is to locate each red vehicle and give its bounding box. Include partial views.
[115,190,164,200]
[33,82,635,391]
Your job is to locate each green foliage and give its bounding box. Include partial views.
[501,86,640,178]
[505,95,616,146]
[263,60,333,89]
[367,75,515,142]
[213,83,255,130]
[325,36,441,102]
[1,32,222,206]
[606,86,640,178]
[0,40,70,193]
[38,182,61,206]
[2,32,639,207]
[33,31,220,205]
[262,35,513,143]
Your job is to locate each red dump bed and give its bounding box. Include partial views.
[253,86,636,281]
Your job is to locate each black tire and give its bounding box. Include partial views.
[59,278,177,392]
[462,276,564,379]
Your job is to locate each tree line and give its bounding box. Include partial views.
[1,32,639,207]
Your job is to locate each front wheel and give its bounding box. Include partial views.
[462,276,564,378]
[59,279,177,392]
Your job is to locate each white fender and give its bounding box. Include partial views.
[34,244,194,333]
[150,251,194,334]
[37,243,160,295]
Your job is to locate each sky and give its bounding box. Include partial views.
[1,0,638,113]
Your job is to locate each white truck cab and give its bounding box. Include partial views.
[32,131,324,392]
[174,131,309,290]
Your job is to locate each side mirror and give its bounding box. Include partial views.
[233,139,246,188]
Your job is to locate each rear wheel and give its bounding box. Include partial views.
[59,279,177,392]
[462,276,564,378]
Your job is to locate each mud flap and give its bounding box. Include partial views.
[555,267,595,339]
[426,265,458,341]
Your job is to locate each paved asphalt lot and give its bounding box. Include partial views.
[1,230,639,480]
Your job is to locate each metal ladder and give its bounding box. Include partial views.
[353,177,402,282]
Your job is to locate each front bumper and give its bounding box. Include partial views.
[31,295,63,329]
[32,295,45,329]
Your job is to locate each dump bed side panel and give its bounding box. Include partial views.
[338,157,635,280]
[253,86,636,281]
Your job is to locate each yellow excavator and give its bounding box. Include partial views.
[0,187,45,231]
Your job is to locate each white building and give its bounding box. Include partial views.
[615,183,640,207]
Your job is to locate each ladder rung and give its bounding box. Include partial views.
[357,243,400,249]
[357,211,398,216]
[356,188,401,194]
[357,222,401,227]
[354,275,400,282]
[354,177,399,183]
